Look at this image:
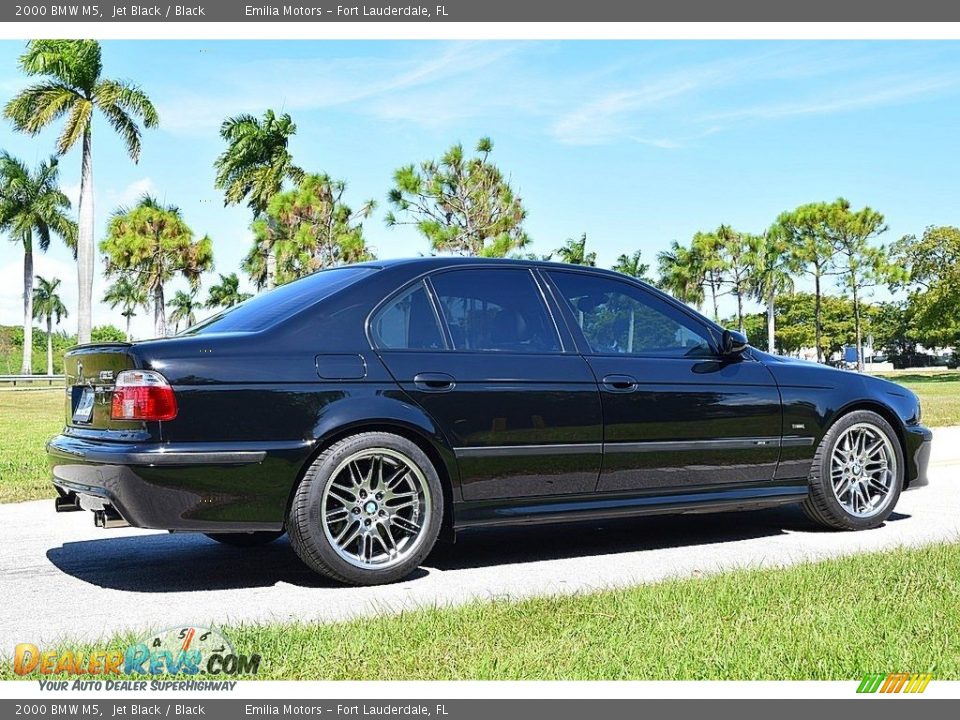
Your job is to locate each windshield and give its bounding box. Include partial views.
[183,266,378,335]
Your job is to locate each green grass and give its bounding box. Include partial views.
[0,389,64,503]
[878,372,960,428]
[4,542,959,680]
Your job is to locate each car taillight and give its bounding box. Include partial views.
[111,370,178,421]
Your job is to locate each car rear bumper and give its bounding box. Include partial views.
[47,434,309,531]
[903,424,933,491]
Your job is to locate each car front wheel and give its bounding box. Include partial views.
[802,410,904,530]
[288,431,443,585]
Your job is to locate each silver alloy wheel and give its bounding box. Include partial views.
[321,447,431,570]
[830,421,898,518]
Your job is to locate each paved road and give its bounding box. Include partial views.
[2,428,958,648]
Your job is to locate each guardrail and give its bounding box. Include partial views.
[0,374,64,387]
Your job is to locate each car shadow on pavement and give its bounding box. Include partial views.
[46,533,353,591]
[45,505,911,593]
[426,506,912,571]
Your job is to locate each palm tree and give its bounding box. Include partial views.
[752,226,797,354]
[100,195,213,338]
[4,40,158,345]
[32,276,67,375]
[205,272,252,309]
[215,110,304,288]
[554,233,596,266]
[0,152,76,374]
[215,110,304,215]
[103,275,147,341]
[612,250,651,282]
[167,290,200,333]
[657,240,705,310]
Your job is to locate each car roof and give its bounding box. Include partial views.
[353,255,641,280]
[352,257,725,346]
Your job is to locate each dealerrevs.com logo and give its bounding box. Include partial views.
[13,626,260,681]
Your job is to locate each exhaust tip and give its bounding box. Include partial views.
[55,494,82,513]
[94,507,129,529]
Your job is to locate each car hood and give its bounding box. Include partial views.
[752,349,916,398]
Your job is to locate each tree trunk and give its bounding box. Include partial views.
[46,315,53,376]
[21,233,33,375]
[77,127,94,345]
[153,285,166,338]
[736,289,744,333]
[265,244,276,290]
[767,285,776,354]
[125,313,132,342]
[710,275,719,322]
[814,271,823,363]
[852,281,864,373]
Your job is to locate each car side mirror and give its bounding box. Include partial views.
[721,329,749,357]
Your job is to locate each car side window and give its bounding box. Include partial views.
[430,269,561,353]
[371,281,446,350]
[547,271,715,358]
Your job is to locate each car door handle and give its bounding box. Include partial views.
[601,374,639,392]
[413,372,456,392]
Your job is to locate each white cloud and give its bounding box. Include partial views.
[61,181,81,209]
[104,177,157,209]
[548,46,960,147]
[699,74,960,124]
[0,249,159,340]
[0,253,77,330]
[547,53,765,147]
[155,42,523,136]
[630,136,683,150]
[0,75,27,95]
[551,79,698,146]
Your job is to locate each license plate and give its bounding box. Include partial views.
[72,388,95,424]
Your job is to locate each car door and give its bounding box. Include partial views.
[544,269,782,493]
[371,267,603,501]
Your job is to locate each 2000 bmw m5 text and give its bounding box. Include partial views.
[47,258,933,585]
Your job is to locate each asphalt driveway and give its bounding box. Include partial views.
[2,428,958,648]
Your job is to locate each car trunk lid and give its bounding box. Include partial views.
[64,343,144,432]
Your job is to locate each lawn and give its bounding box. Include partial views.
[5,541,959,680]
[0,389,63,503]
[878,372,960,429]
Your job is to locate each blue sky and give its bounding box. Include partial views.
[1,40,959,338]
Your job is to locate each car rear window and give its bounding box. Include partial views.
[184,266,378,334]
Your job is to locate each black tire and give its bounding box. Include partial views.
[204,531,284,547]
[288,431,444,585]
[801,410,904,530]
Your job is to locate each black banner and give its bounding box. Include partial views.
[1,700,959,720]
[5,0,960,23]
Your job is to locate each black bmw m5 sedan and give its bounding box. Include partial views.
[48,258,932,585]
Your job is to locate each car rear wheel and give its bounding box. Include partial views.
[204,531,284,547]
[802,410,904,530]
[288,432,443,585]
